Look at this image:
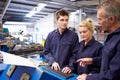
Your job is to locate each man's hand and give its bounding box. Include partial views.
[62,67,72,73]
[51,62,60,70]
[76,58,93,67]
[77,74,87,80]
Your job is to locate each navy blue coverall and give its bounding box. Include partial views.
[86,27,120,80]
[43,28,79,68]
[69,37,103,74]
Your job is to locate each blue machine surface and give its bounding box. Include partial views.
[0,65,42,80]
[0,54,77,80]
[0,64,78,80]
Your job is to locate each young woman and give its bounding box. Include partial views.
[63,18,103,75]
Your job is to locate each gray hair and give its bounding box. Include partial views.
[98,0,120,22]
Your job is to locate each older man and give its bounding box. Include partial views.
[77,0,120,80]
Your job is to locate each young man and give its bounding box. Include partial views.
[77,0,120,80]
[43,9,79,71]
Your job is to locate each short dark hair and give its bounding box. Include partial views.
[55,9,69,20]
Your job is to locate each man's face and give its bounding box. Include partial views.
[97,8,110,31]
[56,16,69,30]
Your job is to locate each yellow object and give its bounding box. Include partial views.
[41,39,45,47]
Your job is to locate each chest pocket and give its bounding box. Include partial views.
[62,41,73,46]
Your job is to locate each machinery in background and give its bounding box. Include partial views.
[0,30,43,57]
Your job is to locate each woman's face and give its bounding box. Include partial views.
[79,27,92,42]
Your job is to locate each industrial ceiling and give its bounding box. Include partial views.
[0,0,106,23]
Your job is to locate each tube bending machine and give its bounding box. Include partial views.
[0,65,78,80]
[0,52,78,80]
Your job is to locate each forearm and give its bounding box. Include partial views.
[44,53,55,65]
[92,57,101,67]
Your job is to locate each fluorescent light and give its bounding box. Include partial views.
[37,3,47,11]
[4,21,33,25]
[26,10,36,17]
[26,3,47,17]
